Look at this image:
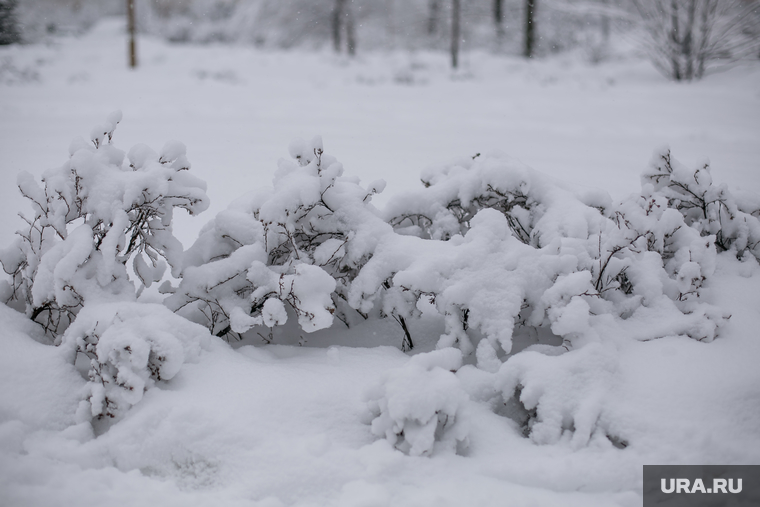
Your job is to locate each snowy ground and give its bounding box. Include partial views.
[1,18,760,507]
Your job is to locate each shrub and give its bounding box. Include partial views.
[642,148,760,260]
[166,137,392,340]
[358,150,730,363]
[60,302,210,419]
[0,112,209,338]
[495,342,621,448]
[365,348,470,456]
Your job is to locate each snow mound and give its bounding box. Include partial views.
[365,348,470,456]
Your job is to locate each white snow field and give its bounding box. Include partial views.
[1,18,760,507]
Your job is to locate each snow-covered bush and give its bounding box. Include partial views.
[495,342,622,448]
[356,150,729,361]
[166,136,392,340]
[356,146,756,450]
[0,112,209,337]
[483,149,760,447]
[2,115,756,447]
[643,148,760,261]
[60,302,210,419]
[365,348,469,456]
[384,152,565,244]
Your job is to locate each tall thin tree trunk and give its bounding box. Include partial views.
[332,0,344,53]
[523,0,536,58]
[127,0,137,68]
[683,0,697,79]
[346,3,356,56]
[387,0,395,49]
[696,0,717,78]
[600,0,610,42]
[670,0,681,80]
[451,0,461,68]
[332,0,356,56]
[428,0,440,35]
[494,0,504,38]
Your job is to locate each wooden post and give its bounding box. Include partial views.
[127,0,137,68]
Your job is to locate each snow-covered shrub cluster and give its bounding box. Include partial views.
[365,348,469,456]
[60,302,209,419]
[2,115,758,446]
[0,111,209,337]
[166,136,390,340]
[361,149,754,450]
[369,150,729,361]
[0,113,209,421]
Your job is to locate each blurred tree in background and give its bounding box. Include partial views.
[0,0,20,45]
[128,0,137,67]
[451,0,461,67]
[631,0,760,80]
[332,0,357,55]
[523,0,537,57]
